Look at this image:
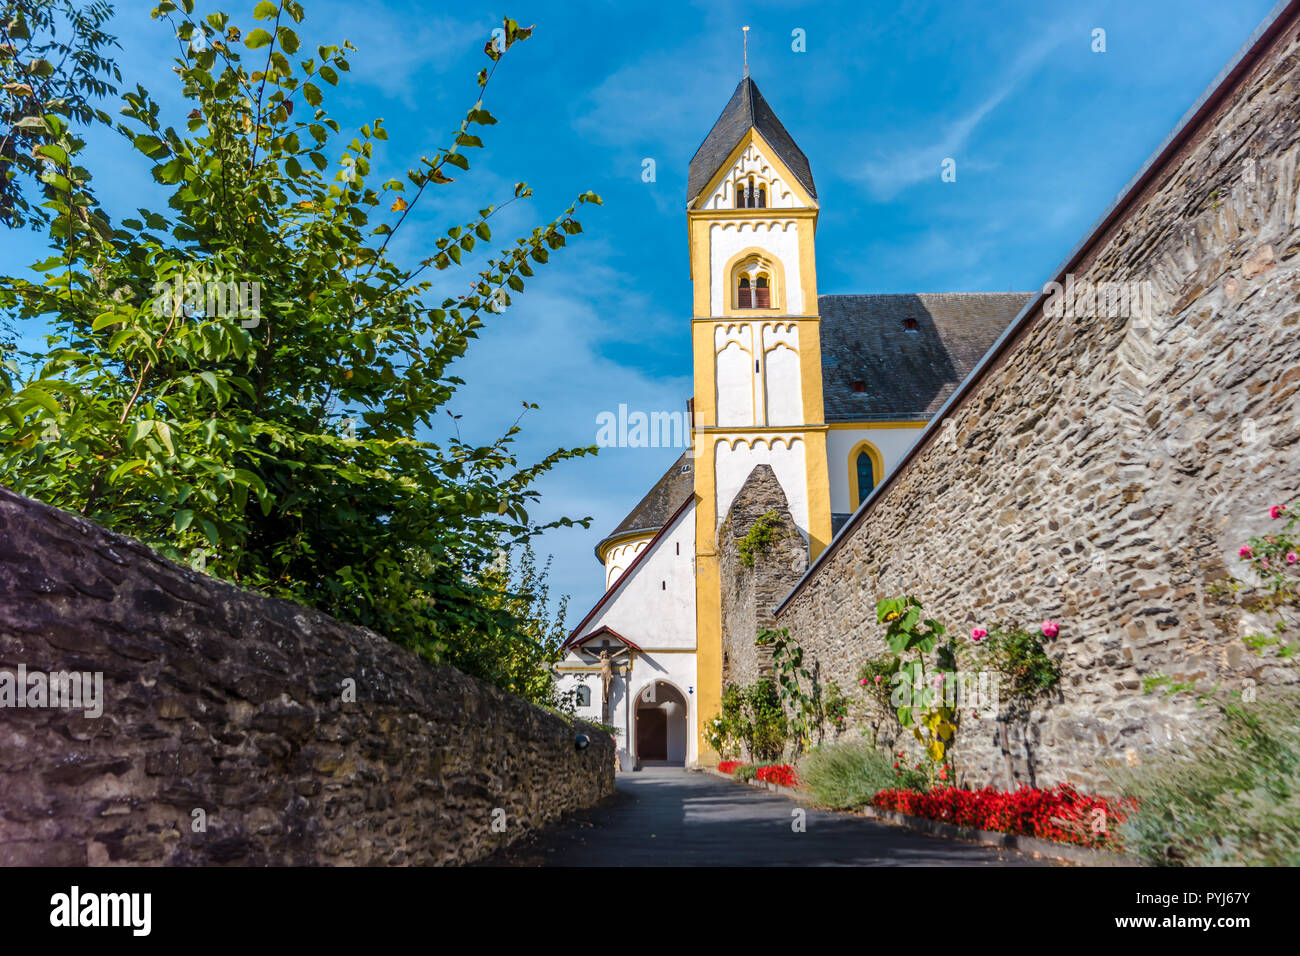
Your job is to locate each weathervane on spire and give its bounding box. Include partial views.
[742,25,749,78]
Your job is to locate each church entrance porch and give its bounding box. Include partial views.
[634,680,688,768]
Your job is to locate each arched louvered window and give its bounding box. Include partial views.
[737,276,752,309]
[754,275,770,309]
[856,451,875,505]
[757,186,766,208]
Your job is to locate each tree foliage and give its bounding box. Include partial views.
[0,0,600,701]
[1,0,119,230]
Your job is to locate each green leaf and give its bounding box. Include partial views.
[126,420,154,447]
[246,28,274,49]
[106,459,146,483]
[157,157,186,184]
[198,518,221,548]
[197,371,223,404]
[17,386,59,416]
[173,509,195,532]
[154,421,176,457]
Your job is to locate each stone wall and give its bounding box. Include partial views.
[719,465,806,688]
[774,7,1300,792]
[0,486,614,866]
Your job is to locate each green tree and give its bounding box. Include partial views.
[449,542,571,706]
[1,0,120,230]
[0,1,600,692]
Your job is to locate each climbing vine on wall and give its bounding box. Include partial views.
[738,510,785,567]
[757,626,822,755]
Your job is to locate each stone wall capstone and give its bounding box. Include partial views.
[774,7,1300,792]
[0,485,614,866]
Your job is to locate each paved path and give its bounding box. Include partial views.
[481,768,1047,866]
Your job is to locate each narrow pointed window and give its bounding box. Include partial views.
[755,274,771,308]
[856,451,875,505]
[757,186,766,208]
[738,276,752,309]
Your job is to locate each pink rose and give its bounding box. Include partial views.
[860,677,868,686]
[1240,546,1254,559]
[1041,620,1060,639]
[1272,505,1286,520]
[1288,553,1298,565]
[874,675,883,685]
[971,627,987,641]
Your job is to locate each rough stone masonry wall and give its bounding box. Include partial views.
[719,465,807,688]
[776,11,1300,792]
[0,486,613,866]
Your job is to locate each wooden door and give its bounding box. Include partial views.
[638,708,668,761]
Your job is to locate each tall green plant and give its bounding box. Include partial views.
[878,595,957,782]
[740,678,786,764]
[0,2,599,691]
[758,626,818,755]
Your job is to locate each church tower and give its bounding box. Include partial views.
[687,75,831,763]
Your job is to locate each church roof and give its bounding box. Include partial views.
[819,292,1032,421]
[686,77,816,204]
[594,451,694,561]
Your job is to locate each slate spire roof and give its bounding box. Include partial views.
[686,77,816,204]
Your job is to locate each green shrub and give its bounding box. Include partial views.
[738,510,785,567]
[1119,694,1300,866]
[798,741,926,808]
[742,678,788,763]
[734,763,758,782]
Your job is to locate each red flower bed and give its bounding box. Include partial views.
[756,764,799,788]
[717,761,743,775]
[872,784,1133,849]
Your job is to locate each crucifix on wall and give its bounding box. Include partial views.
[579,640,630,724]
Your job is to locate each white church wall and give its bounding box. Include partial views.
[569,501,699,767]
[709,220,803,315]
[714,435,809,539]
[762,323,802,426]
[826,425,927,514]
[715,328,755,426]
[555,671,602,725]
[579,502,697,650]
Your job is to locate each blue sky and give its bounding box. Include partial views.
[1,0,1279,623]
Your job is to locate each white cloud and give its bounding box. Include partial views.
[857,25,1069,200]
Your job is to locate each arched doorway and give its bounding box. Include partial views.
[634,680,688,768]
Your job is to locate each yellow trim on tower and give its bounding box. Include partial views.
[827,420,929,430]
